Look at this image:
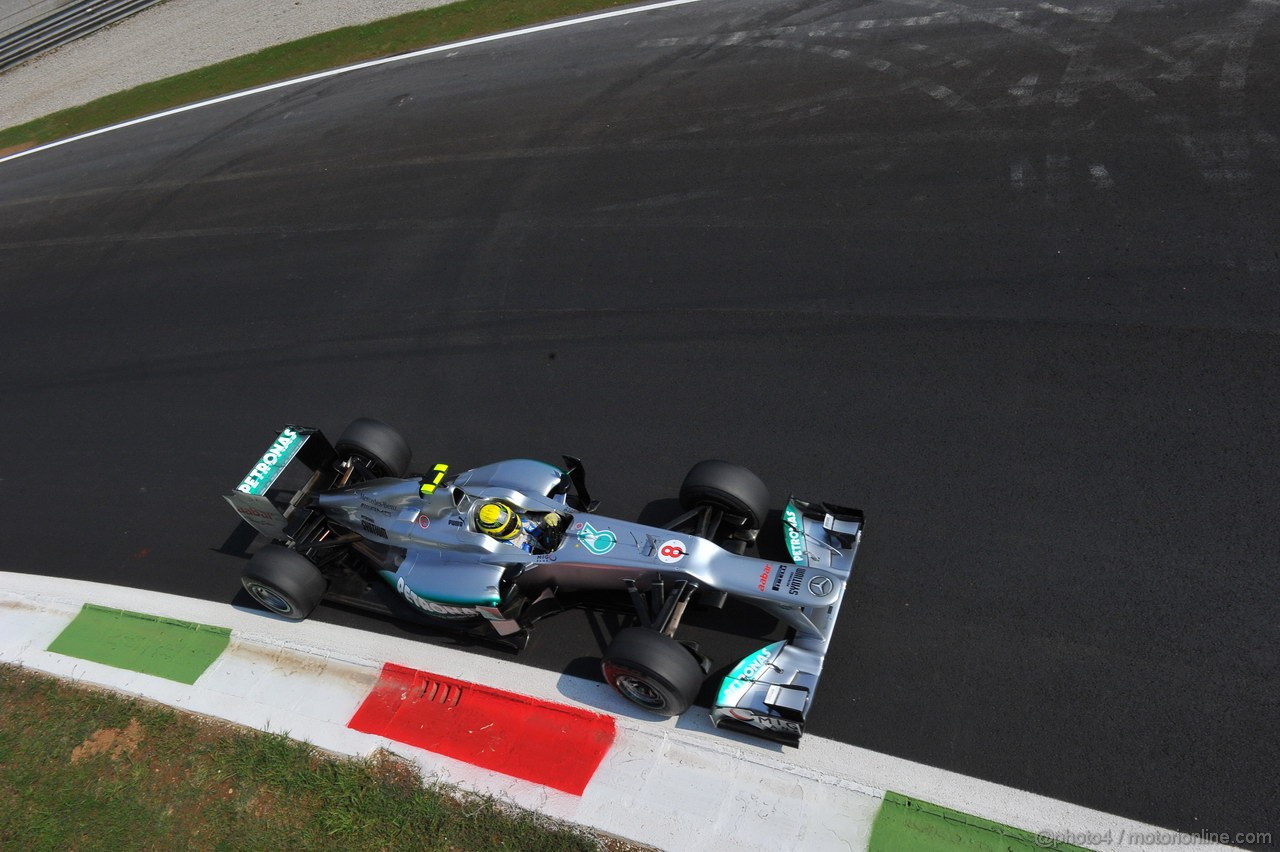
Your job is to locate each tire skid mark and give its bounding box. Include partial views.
[1217,0,1276,105]
[1009,153,1114,198]
[1036,2,1118,24]
[898,0,1163,104]
[1159,40,1218,83]
[655,0,1274,197]
[649,1,1188,117]
[768,39,981,113]
[646,33,981,114]
[842,10,1030,30]
[0,209,990,253]
[1008,73,1039,104]
[640,8,1036,47]
[1010,157,1032,190]
[1255,130,1280,167]
[885,0,1275,222]
[1055,37,1100,106]
[897,0,1092,56]
[1140,43,1179,65]
[1154,0,1278,198]
[1212,0,1279,272]
[1088,164,1114,190]
[655,10,1036,37]
[1048,1,1129,105]
[1159,0,1279,84]
[902,41,976,72]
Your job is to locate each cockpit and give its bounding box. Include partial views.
[456,492,571,556]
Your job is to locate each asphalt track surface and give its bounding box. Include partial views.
[1,0,1277,844]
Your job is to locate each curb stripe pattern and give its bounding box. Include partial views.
[6,574,1174,851]
[347,661,616,796]
[45,603,230,685]
[870,791,1092,852]
[36,600,1073,844]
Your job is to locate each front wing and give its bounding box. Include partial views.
[709,499,863,745]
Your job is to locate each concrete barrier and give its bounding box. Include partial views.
[0,0,163,72]
[1,0,80,40]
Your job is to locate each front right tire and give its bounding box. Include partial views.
[679,459,770,532]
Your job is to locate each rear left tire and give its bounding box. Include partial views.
[241,545,326,620]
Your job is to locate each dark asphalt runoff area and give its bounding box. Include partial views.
[1,0,1277,844]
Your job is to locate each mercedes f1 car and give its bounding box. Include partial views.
[224,419,864,745]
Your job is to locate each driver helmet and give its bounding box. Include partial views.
[476,501,521,540]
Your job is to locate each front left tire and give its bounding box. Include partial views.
[601,627,706,717]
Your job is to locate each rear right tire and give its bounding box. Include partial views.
[335,418,411,478]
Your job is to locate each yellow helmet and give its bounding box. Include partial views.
[476,501,520,540]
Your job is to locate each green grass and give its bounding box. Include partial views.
[0,664,624,850]
[0,0,636,153]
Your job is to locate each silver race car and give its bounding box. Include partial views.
[225,419,864,745]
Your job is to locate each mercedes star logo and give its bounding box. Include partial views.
[808,575,833,597]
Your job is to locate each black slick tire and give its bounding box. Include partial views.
[601,627,705,717]
[241,545,327,620]
[679,459,770,531]
[335,418,411,477]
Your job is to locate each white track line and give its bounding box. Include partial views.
[0,0,707,166]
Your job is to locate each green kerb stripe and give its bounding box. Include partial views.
[46,604,231,685]
[870,791,1094,852]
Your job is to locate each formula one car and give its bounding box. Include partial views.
[224,419,864,745]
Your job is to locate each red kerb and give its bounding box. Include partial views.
[348,662,616,795]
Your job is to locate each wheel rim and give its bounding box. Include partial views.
[247,583,293,614]
[615,674,667,710]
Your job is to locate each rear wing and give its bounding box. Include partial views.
[710,497,863,745]
[223,425,334,539]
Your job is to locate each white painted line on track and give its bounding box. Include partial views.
[0,0,708,167]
